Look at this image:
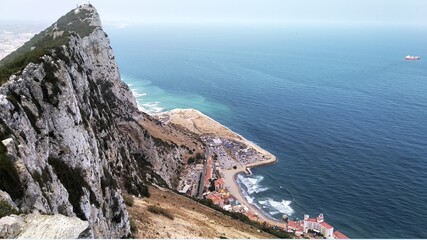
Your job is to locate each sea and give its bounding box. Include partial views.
[105,23,427,238]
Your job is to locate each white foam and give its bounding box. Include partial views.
[131,89,147,98]
[237,174,269,194]
[257,198,294,216]
[269,210,280,215]
[268,199,294,215]
[244,194,254,204]
[137,102,164,114]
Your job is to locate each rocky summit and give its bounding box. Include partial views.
[0,4,202,238]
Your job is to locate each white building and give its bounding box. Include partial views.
[303,214,334,238]
[287,213,348,239]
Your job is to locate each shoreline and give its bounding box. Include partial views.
[158,108,285,227]
[222,157,285,227]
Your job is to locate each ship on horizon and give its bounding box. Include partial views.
[405,55,420,60]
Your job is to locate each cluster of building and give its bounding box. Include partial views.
[201,135,266,170]
[177,163,204,197]
[286,213,348,239]
[179,135,350,239]
[204,178,259,217]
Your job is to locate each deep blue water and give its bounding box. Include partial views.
[106,24,427,238]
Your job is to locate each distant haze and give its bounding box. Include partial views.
[0,0,426,27]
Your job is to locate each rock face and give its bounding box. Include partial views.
[0,4,195,238]
[0,214,90,239]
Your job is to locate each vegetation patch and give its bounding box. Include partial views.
[0,142,24,201]
[147,205,174,220]
[0,199,20,218]
[187,152,204,164]
[123,194,134,207]
[130,217,137,233]
[0,30,70,84]
[123,174,150,198]
[151,136,176,149]
[194,198,292,238]
[0,7,96,84]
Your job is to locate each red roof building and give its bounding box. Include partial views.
[206,192,224,207]
[320,221,334,230]
[287,220,304,236]
[214,178,225,190]
[287,214,348,239]
[302,214,346,239]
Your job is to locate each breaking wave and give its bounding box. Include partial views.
[258,199,294,216]
[237,174,269,194]
[129,88,165,114]
[137,102,164,114]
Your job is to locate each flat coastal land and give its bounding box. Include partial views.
[157,108,284,227]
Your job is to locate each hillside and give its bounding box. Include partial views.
[129,186,275,238]
[0,4,286,239]
[0,4,204,238]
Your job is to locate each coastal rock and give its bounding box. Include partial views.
[0,4,199,238]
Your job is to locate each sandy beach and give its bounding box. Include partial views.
[221,158,285,228]
[158,108,285,227]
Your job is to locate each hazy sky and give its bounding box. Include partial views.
[0,0,426,26]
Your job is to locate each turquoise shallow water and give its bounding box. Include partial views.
[106,24,427,238]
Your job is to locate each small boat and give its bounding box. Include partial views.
[405,55,420,60]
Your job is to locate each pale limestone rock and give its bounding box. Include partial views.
[0,190,17,210]
[0,215,24,239]
[0,3,188,238]
[17,214,91,239]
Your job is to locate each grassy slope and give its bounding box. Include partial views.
[128,186,277,239]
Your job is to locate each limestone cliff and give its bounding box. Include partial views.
[0,4,200,238]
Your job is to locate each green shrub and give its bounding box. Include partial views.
[194,197,292,238]
[130,217,137,233]
[0,199,20,218]
[147,205,174,220]
[0,6,96,85]
[123,194,134,207]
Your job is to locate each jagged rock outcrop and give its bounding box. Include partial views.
[0,4,198,238]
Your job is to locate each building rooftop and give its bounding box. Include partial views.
[320,221,334,230]
[215,178,225,186]
[306,218,318,222]
[288,220,303,230]
[206,193,223,205]
[333,230,349,239]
